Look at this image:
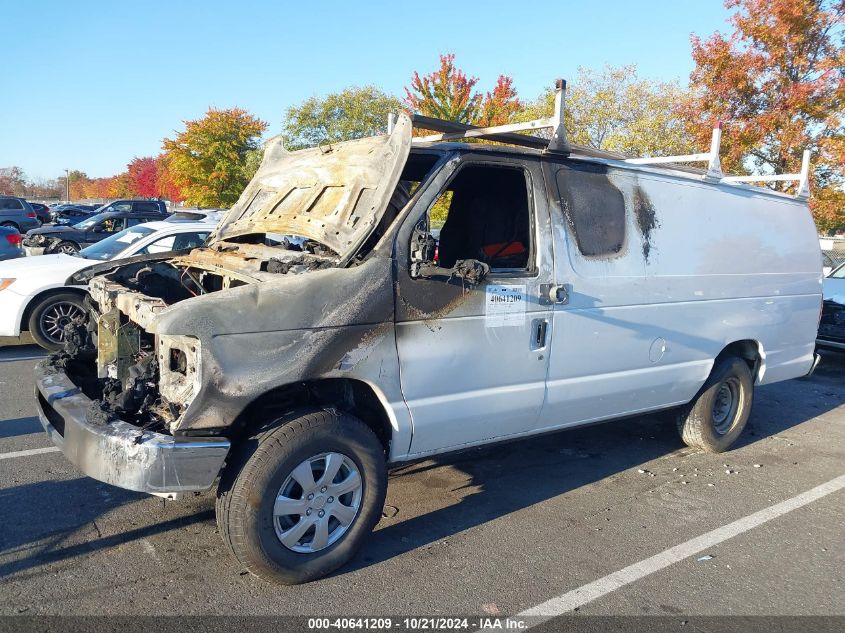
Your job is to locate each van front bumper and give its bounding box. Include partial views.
[34,360,230,495]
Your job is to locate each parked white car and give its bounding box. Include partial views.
[0,220,214,350]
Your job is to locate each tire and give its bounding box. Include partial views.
[676,354,753,453]
[27,292,87,351]
[50,240,80,255]
[217,408,387,584]
[0,221,19,230]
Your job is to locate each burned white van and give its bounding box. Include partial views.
[34,81,822,584]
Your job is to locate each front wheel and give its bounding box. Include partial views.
[216,409,387,584]
[28,292,87,351]
[676,354,753,453]
[50,240,79,255]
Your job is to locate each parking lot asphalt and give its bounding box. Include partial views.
[0,342,843,617]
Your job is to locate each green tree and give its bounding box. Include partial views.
[162,107,268,207]
[282,86,403,150]
[519,65,694,157]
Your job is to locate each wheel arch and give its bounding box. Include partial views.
[719,339,766,384]
[20,286,89,332]
[49,239,81,253]
[228,377,397,457]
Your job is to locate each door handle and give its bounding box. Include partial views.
[532,318,548,350]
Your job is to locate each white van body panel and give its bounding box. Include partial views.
[537,162,821,431]
[391,149,821,459]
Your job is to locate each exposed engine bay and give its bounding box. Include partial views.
[53,236,339,435]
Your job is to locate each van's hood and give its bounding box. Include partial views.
[211,113,411,261]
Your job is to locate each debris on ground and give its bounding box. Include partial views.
[697,554,715,561]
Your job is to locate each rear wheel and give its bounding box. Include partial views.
[676,354,753,453]
[28,292,87,351]
[216,408,387,584]
[0,221,19,230]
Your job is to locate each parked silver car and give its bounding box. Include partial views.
[0,196,40,233]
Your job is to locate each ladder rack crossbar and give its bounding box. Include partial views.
[412,117,556,143]
[625,153,712,165]
[722,174,802,183]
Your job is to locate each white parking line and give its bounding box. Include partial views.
[520,473,845,622]
[0,446,60,460]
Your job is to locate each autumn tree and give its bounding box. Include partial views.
[680,0,845,232]
[0,167,27,195]
[518,65,694,156]
[282,86,403,150]
[67,170,91,199]
[162,107,267,207]
[156,154,184,202]
[478,76,522,126]
[127,157,159,198]
[405,54,522,127]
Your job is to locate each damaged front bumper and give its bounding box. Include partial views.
[34,359,230,496]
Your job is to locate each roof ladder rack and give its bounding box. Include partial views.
[396,79,572,155]
[721,149,812,200]
[625,123,724,181]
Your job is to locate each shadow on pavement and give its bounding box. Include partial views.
[0,476,213,578]
[0,416,43,440]
[1,352,842,581]
[347,361,845,573]
[0,344,45,363]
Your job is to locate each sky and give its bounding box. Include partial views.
[2,0,733,181]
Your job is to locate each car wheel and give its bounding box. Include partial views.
[676,354,753,453]
[216,408,387,584]
[28,292,87,351]
[52,240,80,255]
[0,221,19,230]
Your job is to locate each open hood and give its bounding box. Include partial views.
[211,113,412,260]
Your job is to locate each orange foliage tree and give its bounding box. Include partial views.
[405,54,521,127]
[679,0,845,232]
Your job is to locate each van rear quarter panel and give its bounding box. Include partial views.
[541,164,821,429]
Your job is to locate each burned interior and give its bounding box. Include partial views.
[409,162,532,285]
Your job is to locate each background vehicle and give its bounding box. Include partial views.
[0,226,23,261]
[0,196,40,232]
[50,205,97,225]
[0,220,214,350]
[94,199,169,215]
[817,263,845,351]
[23,210,167,255]
[27,202,52,224]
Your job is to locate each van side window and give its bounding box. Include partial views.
[555,164,626,257]
[427,164,531,271]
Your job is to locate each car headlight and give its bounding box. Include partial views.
[0,279,16,292]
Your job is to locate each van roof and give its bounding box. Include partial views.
[412,141,803,204]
